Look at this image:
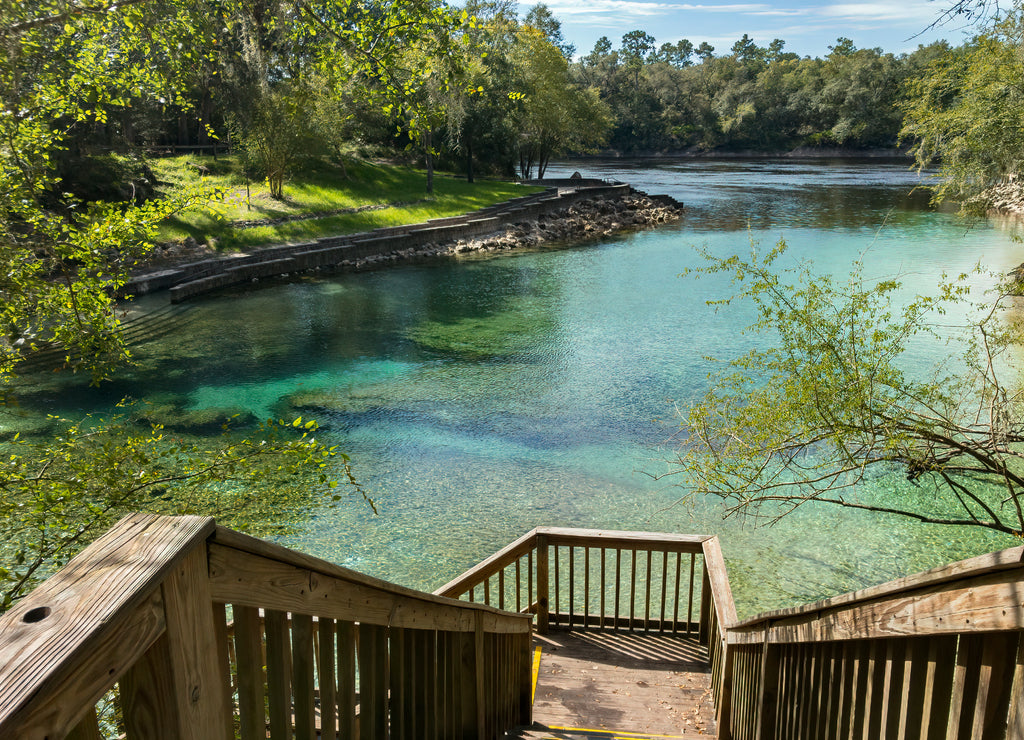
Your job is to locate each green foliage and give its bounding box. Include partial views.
[900,10,1024,210]
[235,85,324,200]
[0,407,360,610]
[512,27,611,178]
[672,240,1024,536]
[0,0,462,611]
[152,155,539,249]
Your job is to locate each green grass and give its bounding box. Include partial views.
[151,155,540,251]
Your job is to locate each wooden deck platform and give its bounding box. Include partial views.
[508,629,717,739]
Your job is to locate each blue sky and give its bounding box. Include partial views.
[522,1,979,59]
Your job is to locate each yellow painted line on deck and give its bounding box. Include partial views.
[532,646,542,703]
[547,728,688,739]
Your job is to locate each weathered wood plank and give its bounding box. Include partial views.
[538,527,711,552]
[730,545,1024,630]
[919,635,956,740]
[65,707,103,740]
[291,613,316,740]
[1004,636,1024,740]
[358,623,387,740]
[729,566,1024,645]
[120,633,179,740]
[160,546,231,740]
[433,529,538,598]
[210,603,234,740]
[233,606,266,740]
[336,622,357,739]
[0,514,213,740]
[318,617,337,740]
[536,534,550,634]
[265,610,292,740]
[702,537,738,631]
[208,544,530,634]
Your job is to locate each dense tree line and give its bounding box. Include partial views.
[570,30,951,153]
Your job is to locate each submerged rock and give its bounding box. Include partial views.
[132,401,257,432]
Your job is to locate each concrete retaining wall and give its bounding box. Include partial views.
[135,182,674,303]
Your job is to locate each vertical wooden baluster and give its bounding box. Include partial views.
[319,618,337,740]
[515,558,522,613]
[644,550,653,632]
[896,639,925,740]
[359,624,387,740]
[65,707,103,740]
[265,610,292,740]
[499,569,506,611]
[600,548,607,630]
[673,552,681,633]
[537,534,550,634]
[1001,634,1024,740]
[234,606,266,740]
[474,614,486,739]
[946,634,985,740]
[687,553,695,636]
[584,547,590,630]
[568,546,575,629]
[469,586,475,603]
[660,551,668,633]
[292,614,316,740]
[699,556,711,645]
[528,549,534,615]
[970,633,1016,740]
[484,577,491,607]
[630,548,637,632]
[614,549,622,630]
[337,622,356,740]
[390,627,406,740]
[211,603,234,740]
[554,546,560,626]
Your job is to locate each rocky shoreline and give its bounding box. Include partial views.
[986,181,1024,217]
[335,191,682,269]
[126,185,684,302]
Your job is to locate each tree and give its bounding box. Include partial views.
[523,2,574,58]
[901,9,1024,210]
[0,0,458,609]
[512,28,610,178]
[669,240,1024,537]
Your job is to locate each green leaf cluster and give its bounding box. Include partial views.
[673,240,1024,537]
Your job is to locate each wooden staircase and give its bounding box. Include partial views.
[4,517,1024,739]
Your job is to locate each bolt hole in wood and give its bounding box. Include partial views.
[21,606,50,623]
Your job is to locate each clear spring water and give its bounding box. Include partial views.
[8,158,1024,617]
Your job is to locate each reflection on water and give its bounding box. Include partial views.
[6,158,1024,618]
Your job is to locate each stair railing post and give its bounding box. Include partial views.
[536,533,550,634]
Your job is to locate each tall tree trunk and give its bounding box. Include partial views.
[465,127,474,183]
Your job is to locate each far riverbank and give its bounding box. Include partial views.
[126,183,683,303]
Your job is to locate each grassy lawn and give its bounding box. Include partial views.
[152,155,540,251]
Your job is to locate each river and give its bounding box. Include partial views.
[7,158,1023,617]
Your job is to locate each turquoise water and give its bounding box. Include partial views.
[8,159,1024,617]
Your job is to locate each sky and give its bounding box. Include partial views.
[520,1,983,59]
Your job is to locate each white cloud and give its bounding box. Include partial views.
[815,1,942,23]
[536,1,773,18]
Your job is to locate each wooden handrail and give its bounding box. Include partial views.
[0,514,219,740]
[434,528,540,598]
[0,514,534,740]
[539,527,712,552]
[715,544,1024,740]
[728,543,1024,635]
[212,526,531,633]
[438,527,715,637]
